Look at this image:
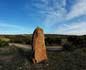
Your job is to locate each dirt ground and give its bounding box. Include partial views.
[0,46,85,70]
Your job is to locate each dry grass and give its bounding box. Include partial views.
[0,45,85,70]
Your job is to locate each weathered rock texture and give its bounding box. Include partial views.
[32,27,48,64]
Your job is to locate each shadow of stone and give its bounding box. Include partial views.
[15,48,50,70]
[30,60,49,70]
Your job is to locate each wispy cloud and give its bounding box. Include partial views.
[54,21,86,35]
[32,0,66,26]
[32,0,86,23]
[66,0,86,20]
[0,23,23,29]
[0,23,28,34]
[30,0,86,35]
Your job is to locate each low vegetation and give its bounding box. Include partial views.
[0,45,85,70]
[0,40,9,47]
[0,34,86,47]
[0,34,85,70]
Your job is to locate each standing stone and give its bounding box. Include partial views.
[32,27,48,64]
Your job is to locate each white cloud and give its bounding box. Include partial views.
[42,0,86,35]
[29,0,86,35]
[34,0,86,25]
[32,0,86,26]
[32,0,66,26]
[55,21,86,35]
[66,0,86,20]
[44,10,66,27]
[0,23,28,34]
[0,23,23,29]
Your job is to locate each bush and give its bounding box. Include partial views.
[63,42,76,51]
[45,37,61,46]
[0,40,9,47]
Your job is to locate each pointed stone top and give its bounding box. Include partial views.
[36,26,42,29]
[35,26,43,31]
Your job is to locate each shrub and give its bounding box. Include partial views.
[63,42,76,51]
[0,40,9,47]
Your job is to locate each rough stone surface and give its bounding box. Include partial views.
[32,27,48,64]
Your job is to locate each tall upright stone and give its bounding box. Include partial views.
[32,27,48,64]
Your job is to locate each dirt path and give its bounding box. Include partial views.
[9,43,31,49]
[9,43,62,51]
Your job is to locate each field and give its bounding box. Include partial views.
[0,45,85,70]
[0,34,85,70]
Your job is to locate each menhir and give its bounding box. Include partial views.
[32,27,48,64]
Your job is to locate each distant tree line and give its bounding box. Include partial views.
[0,34,86,50]
[8,35,32,45]
[62,35,86,51]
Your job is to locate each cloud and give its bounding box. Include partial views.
[32,0,66,26]
[27,0,86,35]
[0,23,25,30]
[66,0,86,20]
[43,10,66,27]
[38,0,86,35]
[0,23,27,34]
[55,21,86,35]
[32,0,86,25]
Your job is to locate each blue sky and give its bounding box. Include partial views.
[0,0,86,35]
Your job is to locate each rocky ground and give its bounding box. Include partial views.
[0,46,85,70]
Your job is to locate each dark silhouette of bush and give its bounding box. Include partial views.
[0,40,9,47]
[0,34,86,48]
[45,37,61,46]
[9,35,32,45]
[63,43,76,51]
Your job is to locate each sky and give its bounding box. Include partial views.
[0,0,86,35]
